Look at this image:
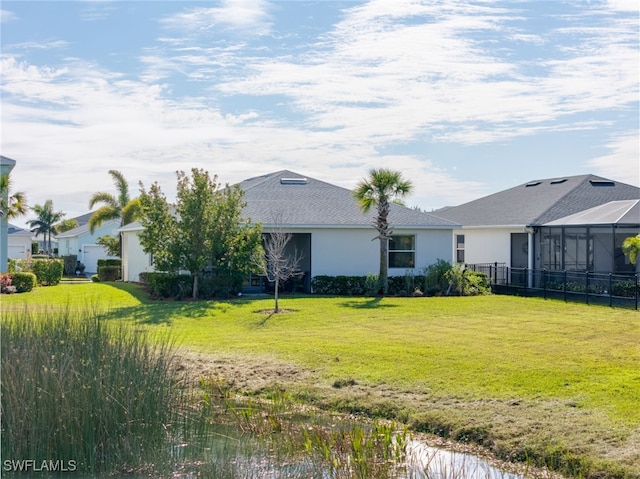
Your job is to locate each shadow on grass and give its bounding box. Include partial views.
[339,297,397,309]
[96,282,258,325]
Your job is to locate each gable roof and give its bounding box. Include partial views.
[8,223,31,236]
[436,174,640,227]
[544,199,640,227]
[56,218,120,239]
[238,170,458,229]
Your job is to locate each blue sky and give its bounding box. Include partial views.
[1,0,638,227]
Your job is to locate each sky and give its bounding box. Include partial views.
[1,0,639,229]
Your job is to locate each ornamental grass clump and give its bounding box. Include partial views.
[0,307,185,475]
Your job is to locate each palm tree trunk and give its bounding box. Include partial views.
[379,236,388,295]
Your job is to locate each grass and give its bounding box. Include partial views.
[0,304,184,474]
[2,283,639,478]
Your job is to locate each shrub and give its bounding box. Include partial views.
[0,273,12,293]
[144,272,193,298]
[61,255,78,275]
[98,266,120,282]
[311,275,366,295]
[97,258,122,268]
[198,270,244,299]
[91,274,100,282]
[31,259,64,286]
[365,273,381,296]
[10,272,37,292]
[424,259,453,295]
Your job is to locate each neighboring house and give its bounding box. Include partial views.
[56,218,120,274]
[8,223,32,259]
[436,174,640,276]
[120,170,460,291]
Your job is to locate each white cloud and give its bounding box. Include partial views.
[160,0,272,36]
[587,133,640,186]
[1,9,17,23]
[210,1,637,147]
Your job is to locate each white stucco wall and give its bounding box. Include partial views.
[456,226,524,267]
[121,228,154,282]
[295,227,454,277]
[121,225,455,282]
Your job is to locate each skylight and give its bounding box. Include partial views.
[550,178,567,184]
[280,177,308,185]
[525,181,542,187]
[589,180,615,187]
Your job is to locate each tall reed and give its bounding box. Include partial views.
[1,307,185,474]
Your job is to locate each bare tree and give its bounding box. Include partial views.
[254,228,304,313]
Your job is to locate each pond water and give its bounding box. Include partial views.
[155,407,527,479]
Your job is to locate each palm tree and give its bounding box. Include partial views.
[88,170,140,257]
[0,172,27,220]
[28,200,64,255]
[353,168,413,295]
[55,218,79,234]
[89,170,140,232]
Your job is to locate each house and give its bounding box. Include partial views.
[120,170,460,290]
[436,174,640,276]
[7,223,32,259]
[56,218,120,274]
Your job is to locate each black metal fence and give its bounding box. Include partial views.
[468,263,639,310]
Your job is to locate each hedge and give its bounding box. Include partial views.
[10,272,37,292]
[10,258,63,286]
[98,266,121,282]
[97,259,122,268]
[142,272,193,299]
[61,255,78,275]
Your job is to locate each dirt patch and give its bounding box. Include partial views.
[175,349,313,393]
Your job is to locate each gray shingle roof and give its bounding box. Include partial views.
[436,174,640,227]
[8,223,31,235]
[239,170,458,229]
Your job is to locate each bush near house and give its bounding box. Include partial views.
[9,258,63,286]
[97,259,121,282]
[141,272,193,299]
[9,272,37,292]
[311,264,490,297]
[61,255,78,275]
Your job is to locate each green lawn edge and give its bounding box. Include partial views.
[2,283,639,478]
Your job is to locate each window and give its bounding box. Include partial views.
[389,235,415,268]
[455,234,465,263]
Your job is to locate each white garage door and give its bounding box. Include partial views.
[82,245,109,274]
[8,245,27,259]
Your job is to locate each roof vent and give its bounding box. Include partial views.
[589,180,615,187]
[525,181,542,187]
[280,177,308,185]
[550,178,567,185]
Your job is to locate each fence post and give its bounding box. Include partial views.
[585,271,589,305]
[494,261,498,285]
[563,270,567,303]
[608,273,612,308]
[543,269,547,299]
[523,268,528,297]
[635,274,638,311]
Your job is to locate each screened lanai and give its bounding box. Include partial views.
[537,200,640,274]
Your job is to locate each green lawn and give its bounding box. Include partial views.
[2,283,639,476]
